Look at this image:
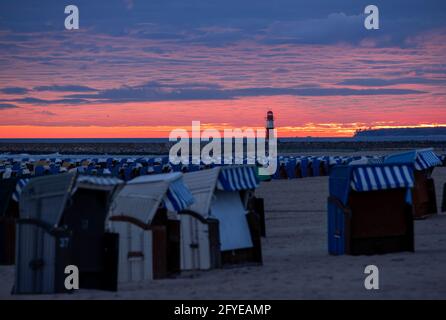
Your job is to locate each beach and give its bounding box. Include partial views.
[1,166,446,300]
[2,0,446,304]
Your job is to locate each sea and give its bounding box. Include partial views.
[1,136,446,144]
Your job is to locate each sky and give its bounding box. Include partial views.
[0,0,445,138]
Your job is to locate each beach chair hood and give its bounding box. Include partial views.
[183,166,259,219]
[330,163,415,206]
[74,175,123,192]
[109,172,194,226]
[216,165,259,192]
[18,173,77,226]
[183,165,259,252]
[384,148,442,171]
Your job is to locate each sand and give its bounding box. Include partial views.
[1,167,446,300]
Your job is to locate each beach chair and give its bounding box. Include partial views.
[312,158,320,177]
[0,178,19,265]
[309,158,317,177]
[171,164,182,172]
[285,159,297,179]
[14,174,75,294]
[34,166,45,176]
[107,173,194,286]
[14,173,123,294]
[384,149,442,219]
[301,158,309,177]
[442,183,446,213]
[294,160,302,178]
[438,154,445,166]
[161,156,169,165]
[123,167,133,181]
[278,162,288,179]
[181,166,262,270]
[328,163,415,255]
[140,166,148,175]
[154,164,163,174]
[51,165,60,175]
[271,158,281,179]
[250,196,266,237]
[322,156,330,175]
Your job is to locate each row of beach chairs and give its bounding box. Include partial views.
[0,149,444,294]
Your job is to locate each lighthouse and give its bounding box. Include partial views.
[265,110,275,140]
[265,110,275,158]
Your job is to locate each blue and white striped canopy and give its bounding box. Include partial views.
[76,175,123,187]
[217,166,259,191]
[367,157,384,165]
[351,165,414,192]
[12,178,30,202]
[385,149,441,171]
[12,175,123,202]
[415,149,442,171]
[164,178,195,212]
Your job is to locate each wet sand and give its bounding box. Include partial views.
[1,167,446,300]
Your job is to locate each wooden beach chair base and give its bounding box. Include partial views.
[442,182,446,213]
[413,172,437,219]
[0,217,16,265]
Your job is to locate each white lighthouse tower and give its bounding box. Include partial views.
[265,110,275,157]
[266,110,275,140]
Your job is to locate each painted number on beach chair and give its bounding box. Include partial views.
[59,237,70,248]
